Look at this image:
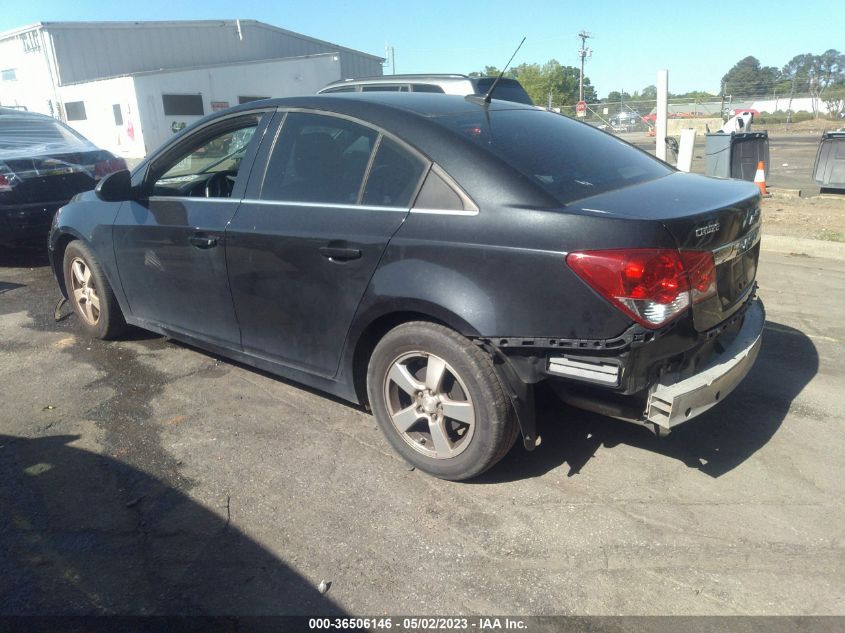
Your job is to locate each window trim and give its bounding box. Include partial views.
[356,134,383,204]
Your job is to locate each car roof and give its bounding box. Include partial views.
[321,74,475,87]
[0,107,55,120]
[318,74,529,92]
[227,91,534,119]
[214,92,536,150]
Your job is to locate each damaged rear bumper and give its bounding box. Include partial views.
[644,297,764,429]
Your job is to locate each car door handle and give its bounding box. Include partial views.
[189,235,218,249]
[319,246,362,261]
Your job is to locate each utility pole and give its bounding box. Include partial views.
[385,44,396,74]
[577,30,593,102]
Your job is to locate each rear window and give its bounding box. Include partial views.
[431,109,671,204]
[0,116,89,154]
[472,78,533,105]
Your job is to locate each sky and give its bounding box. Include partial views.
[1,0,841,98]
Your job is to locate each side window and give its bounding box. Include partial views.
[262,112,377,204]
[413,167,476,213]
[411,84,445,93]
[151,115,260,198]
[361,85,408,92]
[362,138,427,207]
[322,86,356,93]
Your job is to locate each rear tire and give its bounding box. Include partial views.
[367,321,518,480]
[63,241,126,340]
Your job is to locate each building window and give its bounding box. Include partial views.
[113,104,123,126]
[19,31,41,53]
[65,101,87,121]
[1,69,16,82]
[162,94,204,116]
[238,96,270,104]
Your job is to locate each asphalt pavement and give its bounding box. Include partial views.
[0,246,842,616]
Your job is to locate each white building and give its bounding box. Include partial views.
[0,20,383,157]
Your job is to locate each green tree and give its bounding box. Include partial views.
[780,53,820,93]
[816,49,845,94]
[511,59,595,106]
[640,85,657,99]
[822,85,845,118]
[721,56,780,97]
[469,65,506,78]
[470,59,596,106]
[671,90,716,99]
[605,90,632,103]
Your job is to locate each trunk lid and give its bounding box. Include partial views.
[571,172,762,331]
[0,149,109,205]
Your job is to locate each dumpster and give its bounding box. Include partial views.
[705,131,770,181]
[813,131,845,191]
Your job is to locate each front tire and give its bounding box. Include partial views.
[63,241,126,339]
[367,322,518,480]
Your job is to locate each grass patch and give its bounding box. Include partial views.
[816,229,845,242]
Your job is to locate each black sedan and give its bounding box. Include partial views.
[1,107,126,246]
[49,93,764,480]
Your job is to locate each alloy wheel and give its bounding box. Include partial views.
[383,351,476,459]
[69,257,100,326]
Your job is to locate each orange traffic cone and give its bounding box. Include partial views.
[754,161,769,196]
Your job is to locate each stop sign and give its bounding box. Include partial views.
[576,100,587,117]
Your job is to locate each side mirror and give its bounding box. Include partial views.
[95,169,132,202]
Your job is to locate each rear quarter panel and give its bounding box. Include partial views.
[351,204,678,342]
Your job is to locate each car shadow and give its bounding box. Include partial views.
[0,281,25,295]
[477,320,818,482]
[0,433,347,618]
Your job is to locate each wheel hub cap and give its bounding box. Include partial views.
[421,394,438,414]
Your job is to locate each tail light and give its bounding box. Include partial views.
[566,248,716,329]
[0,163,15,192]
[679,250,717,304]
[93,157,128,179]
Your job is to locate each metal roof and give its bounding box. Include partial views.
[1,20,384,86]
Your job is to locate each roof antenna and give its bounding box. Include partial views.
[484,37,526,104]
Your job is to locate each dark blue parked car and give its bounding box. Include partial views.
[1,107,125,245]
[49,93,764,480]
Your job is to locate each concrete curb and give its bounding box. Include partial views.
[761,234,845,261]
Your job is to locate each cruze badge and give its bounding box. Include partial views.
[695,222,720,237]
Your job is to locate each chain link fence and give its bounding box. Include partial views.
[553,93,835,138]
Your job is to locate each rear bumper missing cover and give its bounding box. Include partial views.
[645,297,764,429]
